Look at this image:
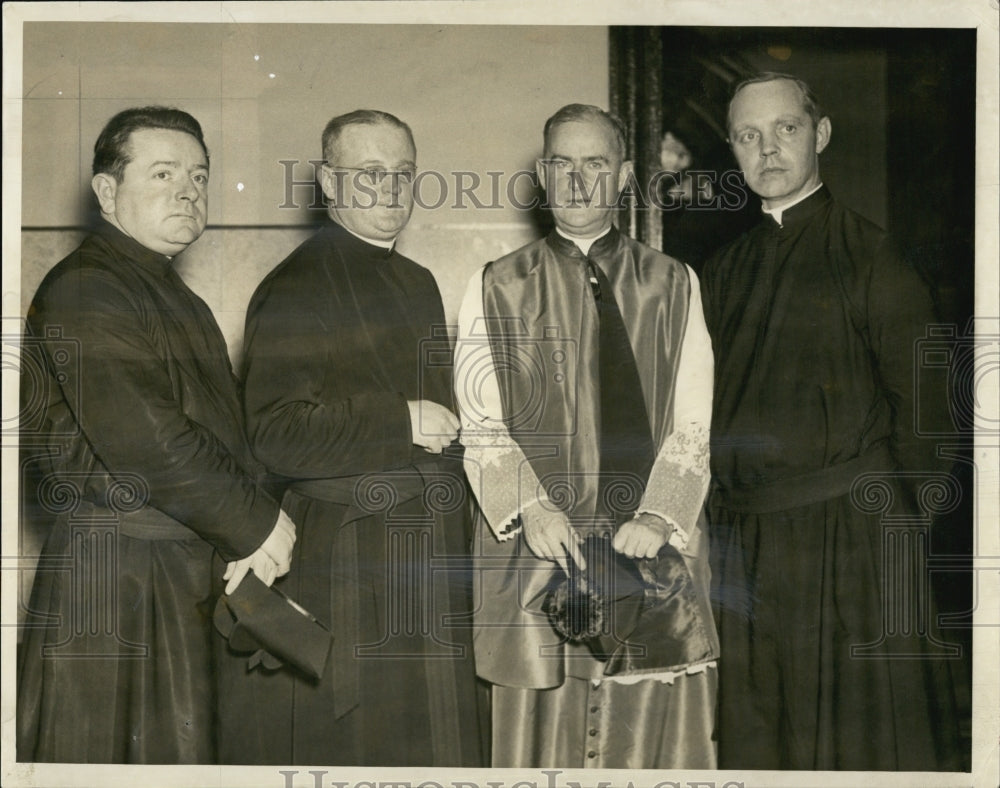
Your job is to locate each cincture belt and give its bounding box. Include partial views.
[69,499,199,540]
[287,472,428,720]
[290,471,428,513]
[715,443,893,514]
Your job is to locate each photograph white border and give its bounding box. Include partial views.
[3,2,997,787]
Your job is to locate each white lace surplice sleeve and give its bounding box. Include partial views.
[637,265,713,548]
[454,266,547,541]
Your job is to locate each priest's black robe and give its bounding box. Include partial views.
[701,186,965,770]
[17,221,279,763]
[221,220,485,766]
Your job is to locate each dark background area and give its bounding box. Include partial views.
[610,26,975,330]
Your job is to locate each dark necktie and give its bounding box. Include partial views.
[586,258,656,528]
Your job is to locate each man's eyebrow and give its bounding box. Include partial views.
[146,160,209,170]
[542,154,610,162]
[351,159,416,169]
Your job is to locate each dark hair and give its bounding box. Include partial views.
[92,106,208,181]
[727,72,824,134]
[321,109,415,164]
[543,104,628,159]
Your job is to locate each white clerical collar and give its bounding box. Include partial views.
[762,182,824,226]
[337,221,396,250]
[555,226,612,256]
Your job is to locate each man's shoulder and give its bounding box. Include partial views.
[250,226,333,302]
[822,199,906,294]
[486,236,550,282]
[267,224,430,278]
[48,229,127,276]
[826,197,891,245]
[700,217,768,282]
[707,220,761,255]
[270,225,332,275]
[389,246,437,284]
[606,235,693,304]
[31,231,135,309]
[619,233,689,275]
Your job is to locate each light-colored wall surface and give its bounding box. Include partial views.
[21,22,609,360]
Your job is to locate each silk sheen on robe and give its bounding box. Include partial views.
[463,227,719,769]
[473,227,718,687]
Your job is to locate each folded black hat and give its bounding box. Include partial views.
[213,572,333,680]
[542,534,647,660]
[543,531,717,676]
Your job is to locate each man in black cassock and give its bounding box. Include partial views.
[17,106,295,763]
[222,110,484,766]
[701,73,965,770]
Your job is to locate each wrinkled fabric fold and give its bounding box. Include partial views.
[19,522,216,763]
[702,186,967,770]
[220,221,486,766]
[18,222,278,764]
[492,670,716,769]
[710,489,964,770]
[476,228,713,686]
[468,227,718,769]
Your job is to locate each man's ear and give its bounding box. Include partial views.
[91,173,117,215]
[535,158,548,193]
[815,117,832,155]
[318,163,339,203]
[617,159,635,193]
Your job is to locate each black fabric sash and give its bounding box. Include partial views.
[713,443,893,514]
[285,464,464,719]
[586,258,656,527]
[66,499,201,541]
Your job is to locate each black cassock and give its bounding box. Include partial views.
[18,222,279,763]
[218,220,485,766]
[701,186,966,770]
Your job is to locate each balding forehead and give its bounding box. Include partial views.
[728,77,815,133]
[325,120,415,160]
[545,116,624,157]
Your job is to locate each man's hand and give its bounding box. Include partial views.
[521,500,585,574]
[260,508,296,572]
[223,509,297,594]
[612,512,673,559]
[407,399,459,454]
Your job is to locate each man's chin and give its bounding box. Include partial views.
[373,213,412,235]
[749,174,793,197]
[552,210,609,236]
[175,229,204,243]
[162,229,204,252]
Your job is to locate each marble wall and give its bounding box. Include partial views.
[20,221,543,368]
[18,22,609,361]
